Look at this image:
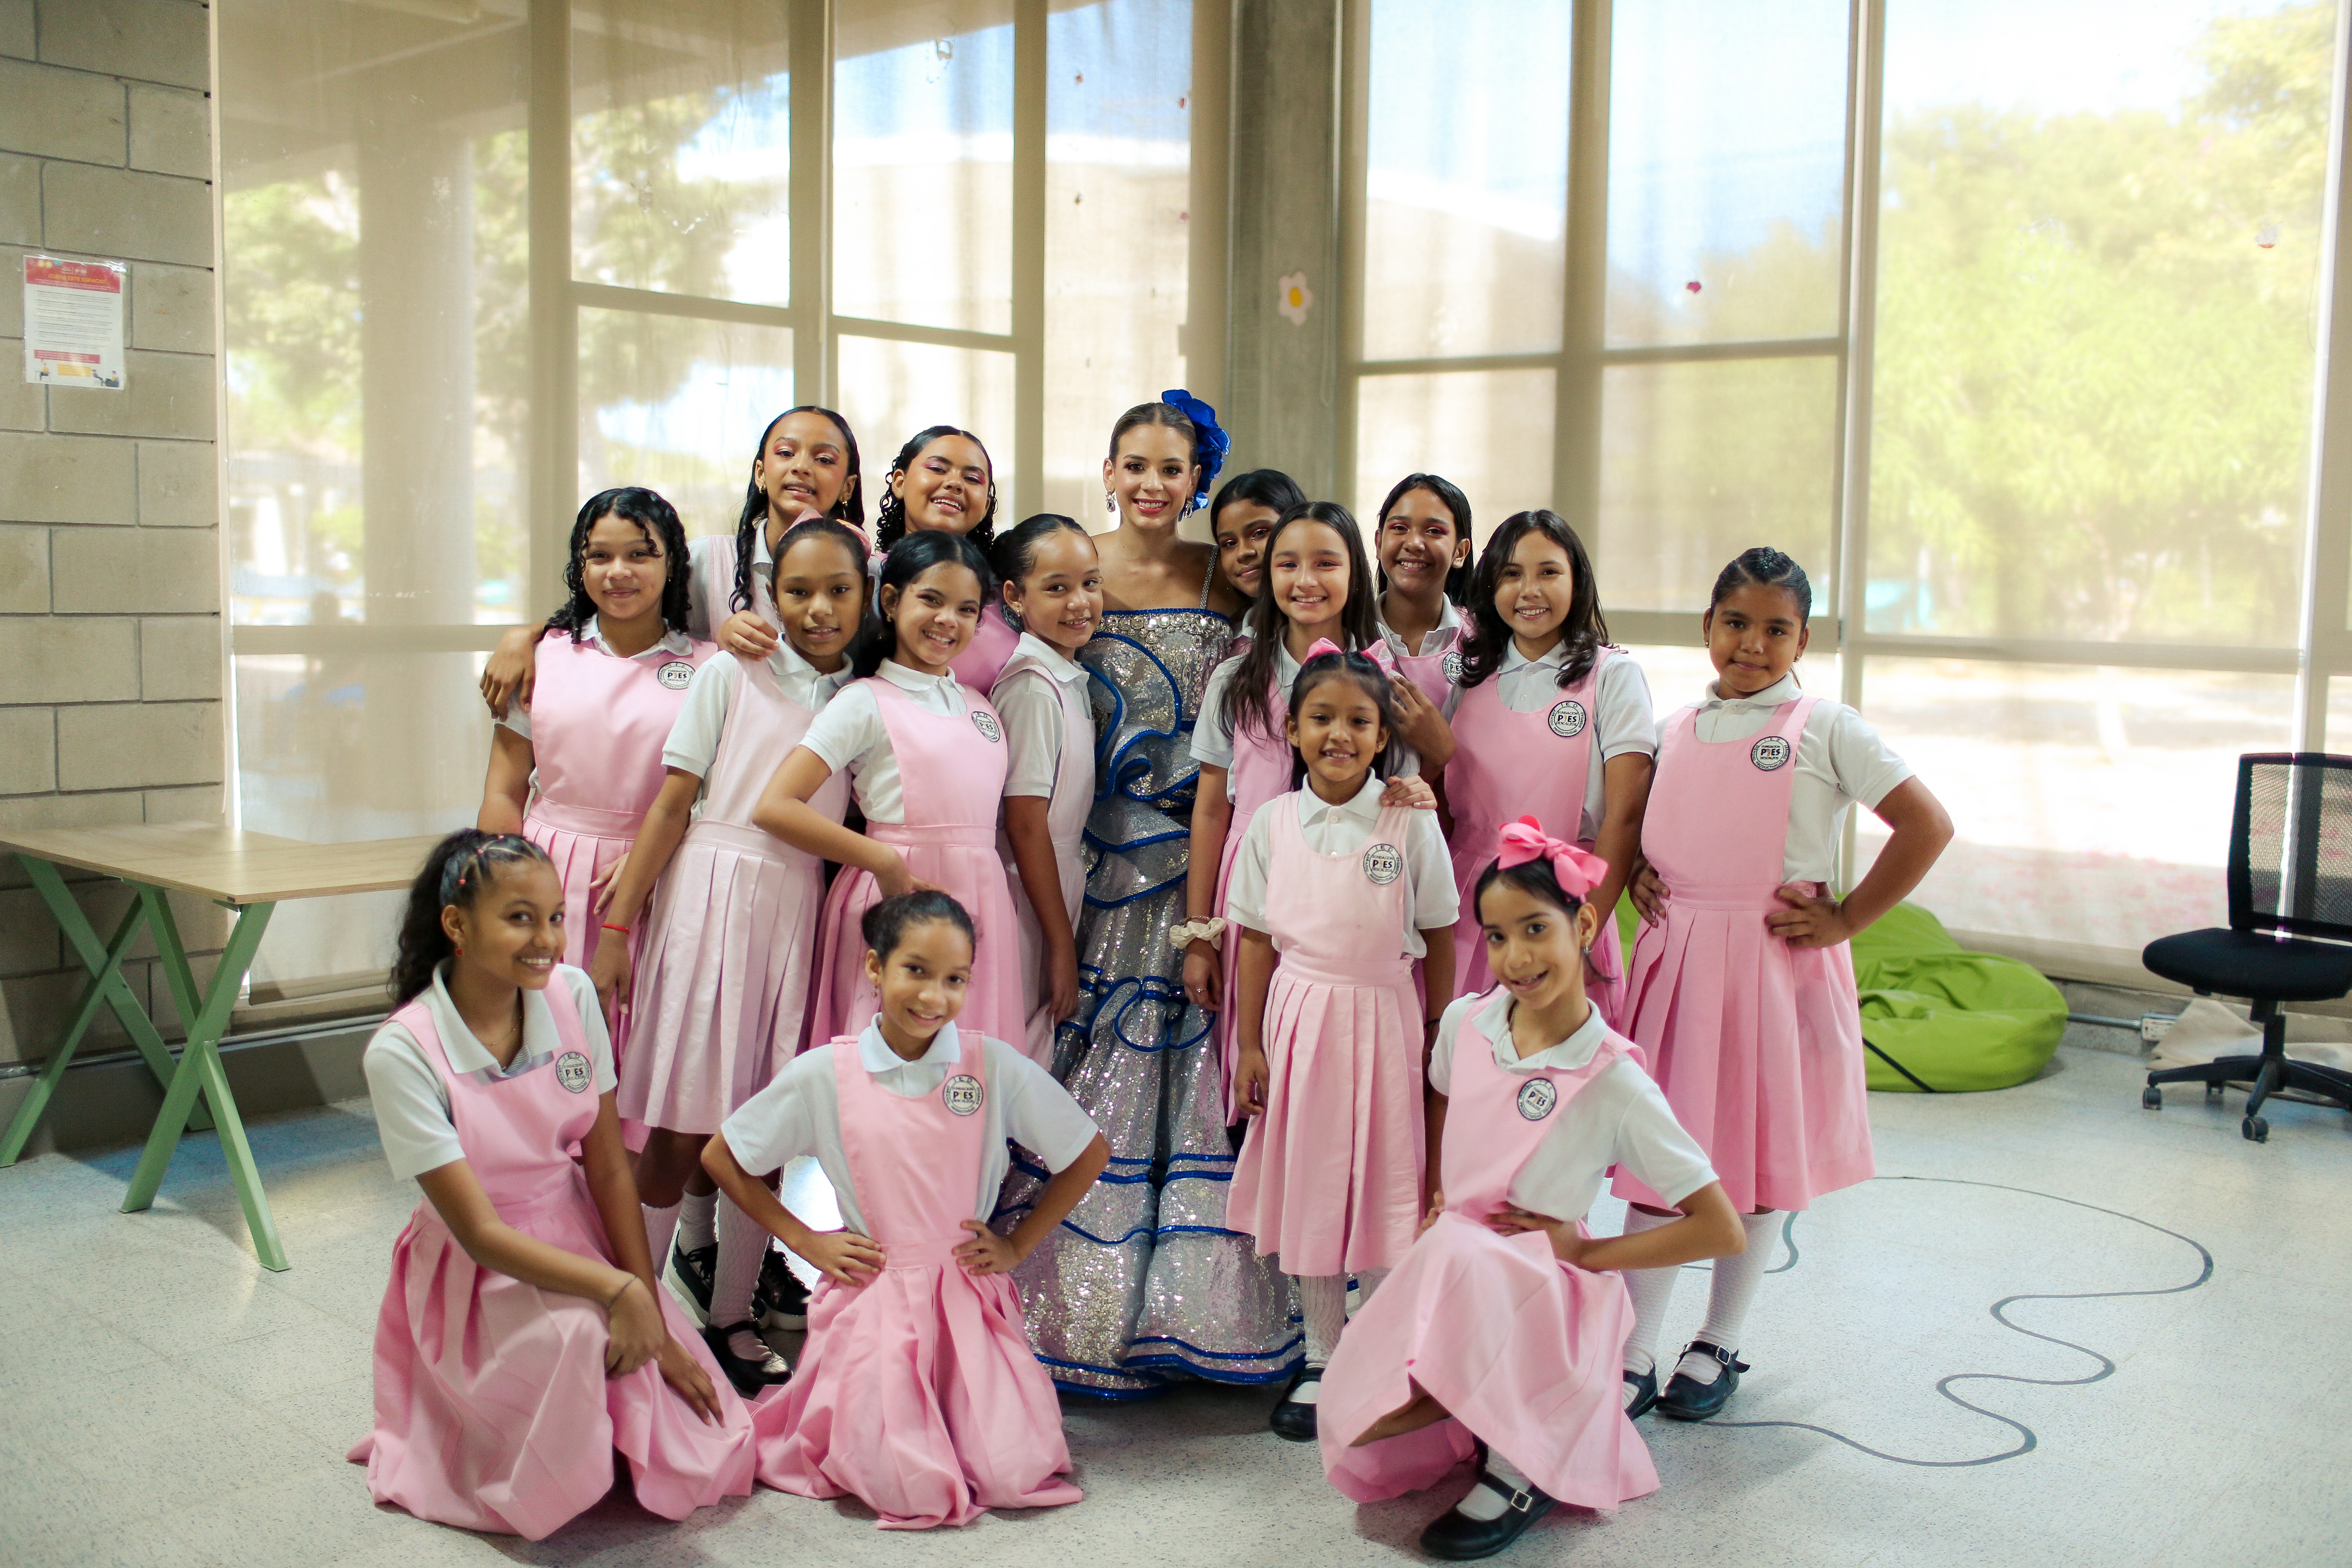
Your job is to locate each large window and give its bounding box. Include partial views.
[1345,0,2348,975]
[219,0,1209,991]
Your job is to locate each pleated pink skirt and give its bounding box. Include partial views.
[524,805,649,1148]
[808,835,1025,1053]
[349,1167,756,1539]
[618,822,824,1135]
[1611,894,1874,1214]
[1227,962,1424,1278]
[752,1247,1082,1529]
[1318,1213,1655,1510]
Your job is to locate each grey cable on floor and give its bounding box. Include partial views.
[1686,1176,2215,1467]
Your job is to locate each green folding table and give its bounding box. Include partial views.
[0,824,443,1269]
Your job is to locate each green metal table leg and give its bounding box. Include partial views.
[118,901,286,1271]
[0,898,147,1167]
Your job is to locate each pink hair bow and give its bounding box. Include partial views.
[785,508,875,556]
[1495,816,1609,898]
[1303,637,1345,662]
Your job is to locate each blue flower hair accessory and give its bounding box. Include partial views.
[1161,388,1230,510]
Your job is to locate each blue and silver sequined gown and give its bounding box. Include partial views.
[999,604,1301,1395]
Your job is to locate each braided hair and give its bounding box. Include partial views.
[543,488,691,643]
[389,831,554,1005]
[731,406,865,615]
[1709,545,1813,624]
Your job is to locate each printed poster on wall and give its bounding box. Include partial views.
[23,256,127,389]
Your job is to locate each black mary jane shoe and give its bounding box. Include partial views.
[753,1247,810,1332]
[1418,1470,1557,1561]
[1269,1364,1324,1441]
[701,1321,792,1399]
[1622,1365,1659,1421]
[1656,1339,1748,1421]
[667,1238,717,1324]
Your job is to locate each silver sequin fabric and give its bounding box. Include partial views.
[997,608,1302,1395]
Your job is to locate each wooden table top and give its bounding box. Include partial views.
[0,824,447,904]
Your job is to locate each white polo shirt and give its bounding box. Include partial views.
[717,1018,1100,1237]
[1375,598,1463,659]
[1682,672,1914,884]
[1428,990,1716,1222]
[994,632,1091,800]
[362,963,615,1182]
[1224,776,1459,958]
[660,643,855,780]
[798,660,976,825]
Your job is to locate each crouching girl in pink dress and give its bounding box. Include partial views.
[702,890,1111,1530]
[1316,820,1742,1563]
[351,830,753,1541]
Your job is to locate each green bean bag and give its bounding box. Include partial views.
[1611,897,2065,1093]
[1852,902,2066,1092]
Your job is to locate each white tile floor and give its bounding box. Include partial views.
[1,1047,2344,1568]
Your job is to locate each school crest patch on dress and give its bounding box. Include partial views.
[656,659,695,690]
[1547,699,1588,739]
[1516,1077,1558,1120]
[555,1051,593,1093]
[1750,734,1793,771]
[970,710,1002,743]
[1442,649,1463,685]
[1362,842,1403,885]
[944,1074,984,1116]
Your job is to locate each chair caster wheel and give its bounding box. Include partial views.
[2205,1083,2224,1100]
[2142,1086,2162,1109]
[2243,1116,2269,1143]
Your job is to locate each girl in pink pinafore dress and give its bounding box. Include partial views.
[1441,510,1657,1021]
[757,530,1028,1054]
[592,517,869,1396]
[1370,471,1474,709]
[989,515,1105,1064]
[1223,646,1459,1442]
[1186,502,1445,1122]
[353,831,754,1542]
[703,891,1111,1530]
[1315,823,1742,1562]
[1614,548,1952,1425]
[477,488,712,987]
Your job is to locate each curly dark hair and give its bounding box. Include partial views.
[543,488,692,642]
[1455,510,1610,691]
[389,831,554,1006]
[876,425,998,551]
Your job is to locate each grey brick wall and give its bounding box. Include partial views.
[0,0,227,1065]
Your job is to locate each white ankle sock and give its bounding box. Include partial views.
[1617,1208,1679,1379]
[677,1189,718,1254]
[1457,1450,1535,1521]
[1353,1267,1391,1310]
[1296,1274,1348,1376]
[641,1201,681,1274]
[1675,1212,1780,1386]
[710,1199,769,1330]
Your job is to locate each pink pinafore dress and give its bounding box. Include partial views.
[1317,1004,1657,1512]
[1613,695,1873,1214]
[1386,619,1461,709]
[753,1036,1082,1528]
[1446,646,1625,1020]
[810,679,1026,1050]
[351,978,755,1539]
[950,603,1022,696]
[996,650,1097,1064]
[619,655,851,1134]
[1209,643,1402,1119]
[1226,795,1426,1278]
[520,630,712,975]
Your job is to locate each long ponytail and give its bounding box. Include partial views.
[388,831,552,1007]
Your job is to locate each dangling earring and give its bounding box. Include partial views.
[1105,490,1117,515]
[454,945,463,957]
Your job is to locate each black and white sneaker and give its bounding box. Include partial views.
[701,1321,791,1399]
[754,1247,811,1332]
[667,1239,717,1324]
[1270,1363,1323,1441]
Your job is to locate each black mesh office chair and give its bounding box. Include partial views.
[2142,753,2352,1141]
